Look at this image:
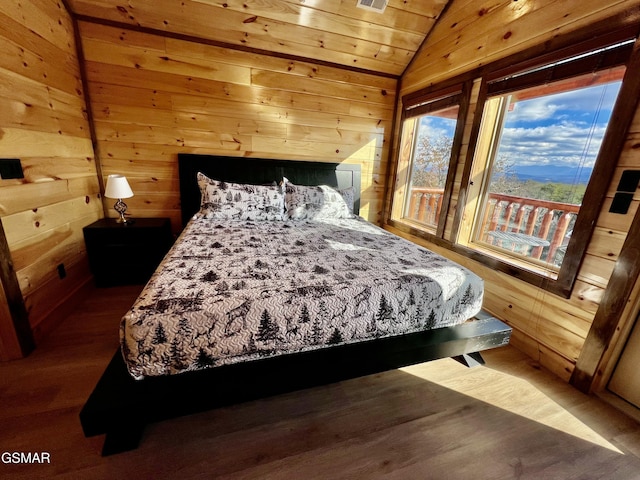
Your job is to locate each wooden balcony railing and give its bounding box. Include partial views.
[405,189,580,265]
[405,187,444,228]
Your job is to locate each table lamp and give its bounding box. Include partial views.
[104,174,134,224]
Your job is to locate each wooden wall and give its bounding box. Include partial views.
[78,21,396,229]
[0,0,99,358]
[390,0,640,381]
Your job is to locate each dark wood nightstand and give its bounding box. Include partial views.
[83,218,174,287]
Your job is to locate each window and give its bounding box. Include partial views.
[388,31,638,297]
[458,39,634,295]
[391,86,468,237]
[473,68,624,269]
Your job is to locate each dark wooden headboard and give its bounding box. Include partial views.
[178,154,361,227]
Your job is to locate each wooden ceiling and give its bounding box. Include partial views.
[65,0,450,77]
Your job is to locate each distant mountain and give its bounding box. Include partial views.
[512,165,593,184]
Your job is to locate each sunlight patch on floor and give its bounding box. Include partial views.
[400,359,624,454]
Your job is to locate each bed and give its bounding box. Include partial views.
[80,154,511,455]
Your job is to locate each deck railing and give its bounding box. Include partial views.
[405,187,444,228]
[405,189,580,265]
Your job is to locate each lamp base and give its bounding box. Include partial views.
[113,199,133,224]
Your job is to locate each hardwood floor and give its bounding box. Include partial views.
[2,285,640,479]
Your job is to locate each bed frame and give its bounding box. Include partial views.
[80,154,512,456]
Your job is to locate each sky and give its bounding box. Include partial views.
[418,116,455,140]
[497,81,622,170]
[416,79,623,185]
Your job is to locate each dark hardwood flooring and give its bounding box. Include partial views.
[1,285,640,479]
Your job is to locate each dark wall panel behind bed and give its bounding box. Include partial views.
[178,154,361,226]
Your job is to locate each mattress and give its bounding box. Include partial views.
[120,217,484,379]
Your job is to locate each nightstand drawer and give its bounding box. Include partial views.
[83,218,173,287]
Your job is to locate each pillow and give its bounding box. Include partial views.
[284,181,354,220]
[338,186,355,215]
[196,172,284,221]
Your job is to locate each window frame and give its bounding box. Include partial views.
[456,38,637,298]
[386,26,640,299]
[391,82,471,239]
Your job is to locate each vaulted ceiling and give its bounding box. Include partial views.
[65,0,451,76]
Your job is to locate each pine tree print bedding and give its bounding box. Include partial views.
[120,217,484,379]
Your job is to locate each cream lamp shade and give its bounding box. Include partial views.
[104,175,134,223]
[104,174,134,199]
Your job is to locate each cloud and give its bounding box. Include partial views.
[418,116,456,138]
[498,122,608,167]
[507,82,620,124]
[497,82,620,167]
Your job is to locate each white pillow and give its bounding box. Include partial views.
[338,186,355,215]
[284,181,354,220]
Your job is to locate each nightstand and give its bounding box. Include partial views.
[83,218,174,287]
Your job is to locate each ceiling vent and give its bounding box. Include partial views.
[356,0,388,14]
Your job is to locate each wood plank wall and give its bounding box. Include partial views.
[0,0,99,358]
[78,21,397,229]
[389,0,640,381]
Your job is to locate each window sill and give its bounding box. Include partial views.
[465,241,559,281]
[386,218,572,299]
[397,217,438,236]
